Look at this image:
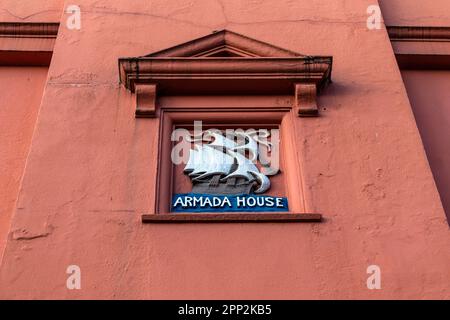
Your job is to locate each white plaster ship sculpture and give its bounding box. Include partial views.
[184,129,278,195]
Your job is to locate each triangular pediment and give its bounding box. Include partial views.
[143,30,304,58]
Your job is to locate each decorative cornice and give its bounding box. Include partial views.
[119,57,332,93]
[0,23,59,66]
[119,30,332,118]
[387,26,450,42]
[0,22,59,38]
[387,26,450,69]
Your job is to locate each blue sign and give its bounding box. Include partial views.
[172,193,289,213]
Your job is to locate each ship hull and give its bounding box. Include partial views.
[192,181,255,195]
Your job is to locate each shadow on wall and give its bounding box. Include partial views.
[401,70,450,225]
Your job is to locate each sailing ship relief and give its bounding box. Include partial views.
[172,128,289,213]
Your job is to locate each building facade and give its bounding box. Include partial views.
[0,0,449,299]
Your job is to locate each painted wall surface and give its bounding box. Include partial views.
[0,0,63,22]
[379,0,450,26]
[0,67,48,261]
[0,1,449,299]
[401,70,450,223]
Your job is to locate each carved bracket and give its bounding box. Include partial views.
[295,83,318,117]
[135,83,157,118]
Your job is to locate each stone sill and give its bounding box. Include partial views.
[142,213,322,223]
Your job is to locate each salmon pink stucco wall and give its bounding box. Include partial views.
[0,0,63,23]
[0,0,449,299]
[0,67,48,262]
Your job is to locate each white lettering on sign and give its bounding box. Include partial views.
[173,195,287,210]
